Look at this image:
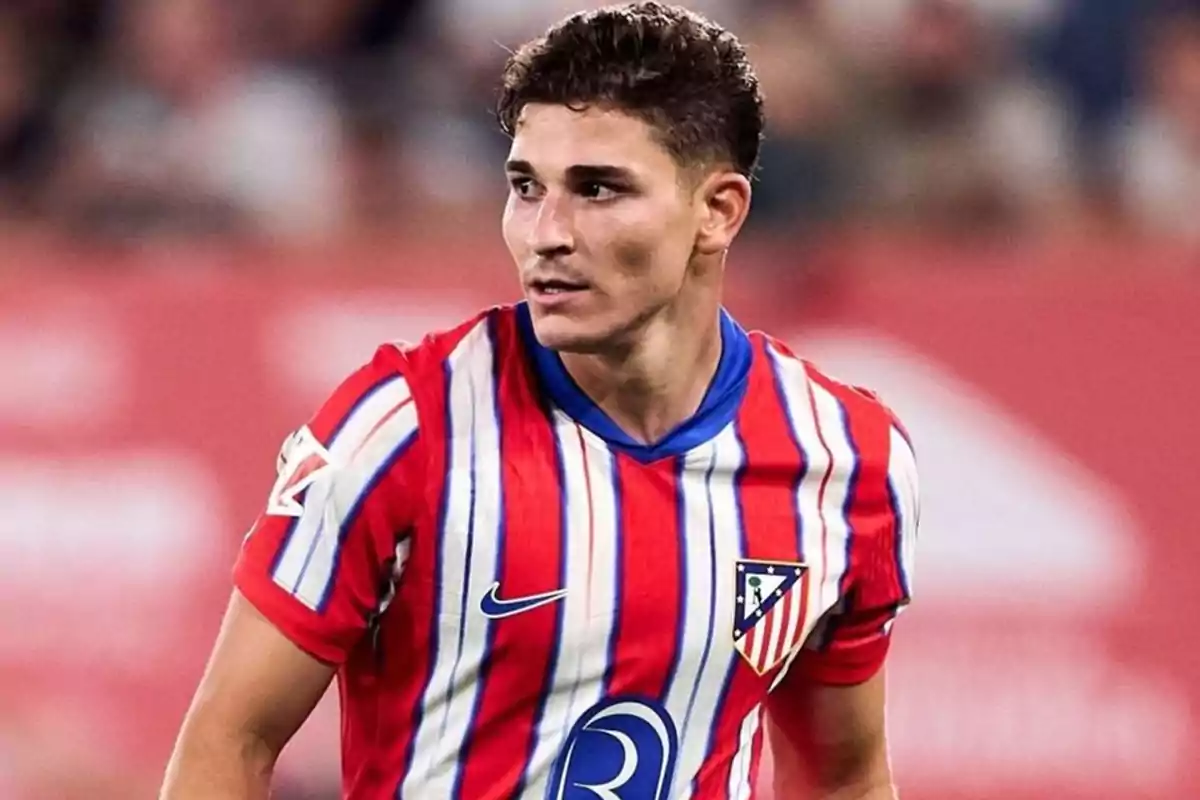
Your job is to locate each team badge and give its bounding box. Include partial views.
[733,559,809,675]
[266,426,336,517]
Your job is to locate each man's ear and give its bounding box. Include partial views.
[694,170,752,256]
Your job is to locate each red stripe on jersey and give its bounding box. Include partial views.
[452,312,566,800]
[787,372,899,685]
[737,338,807,564]
[603,453,684,699]
[820,377,898,613]
[695,337,809,798]
[366,359,451,799]
[309,360,398,443]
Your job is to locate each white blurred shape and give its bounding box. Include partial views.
[267,296,474,398]
[795,330,1142,616]
[0,313,128,429]
[0,452,225,666]
[886,633,1190,790]
[197,71,345,240]
[0,452,223,582]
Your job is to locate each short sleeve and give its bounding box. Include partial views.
[791,422,920,685]
[234,346,424,665]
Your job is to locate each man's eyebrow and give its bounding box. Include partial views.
[503,161,637,183]
[564,164,636,183]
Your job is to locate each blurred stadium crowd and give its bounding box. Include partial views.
[1,0,1198,251]
[4,4,1200,800]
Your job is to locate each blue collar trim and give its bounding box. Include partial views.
[516,302,752,463]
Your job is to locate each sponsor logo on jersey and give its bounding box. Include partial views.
[479,582,568,619]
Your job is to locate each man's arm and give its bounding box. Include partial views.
[160,591,334,799]
[767,669,895,800]
[766,393,919,799]
[158,348,423,797]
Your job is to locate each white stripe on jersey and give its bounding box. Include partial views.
[765,347,836,685]
[658,437,717,793]
[401,321,503,797]
[271,375,417,610]
[674,423,746,797]
[888,424,920,601]
[726,704,761,800]
[522,416,619,797]
[807,381,858,622]
[376,538,412,618]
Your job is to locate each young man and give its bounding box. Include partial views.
[160,3,919,799]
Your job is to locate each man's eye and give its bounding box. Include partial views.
[580,181,618,200]
[510,177,538,198]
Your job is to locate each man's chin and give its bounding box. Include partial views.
[528,316,610,355]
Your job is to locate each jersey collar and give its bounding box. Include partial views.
[516,301,752,463]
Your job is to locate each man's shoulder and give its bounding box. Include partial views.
[748,329,911,455]
[370,303,520,378]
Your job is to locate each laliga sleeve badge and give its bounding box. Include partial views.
[267,426,336,517]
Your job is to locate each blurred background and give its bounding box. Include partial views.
[0,0,1198,798]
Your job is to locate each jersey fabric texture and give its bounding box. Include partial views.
[236,302,920,800]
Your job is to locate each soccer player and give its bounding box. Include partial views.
[160,3,919,799]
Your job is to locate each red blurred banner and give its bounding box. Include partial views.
[1,241,1197,798]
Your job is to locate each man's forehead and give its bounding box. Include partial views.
[507,103,671,174]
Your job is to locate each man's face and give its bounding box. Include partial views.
[502,103,701,353]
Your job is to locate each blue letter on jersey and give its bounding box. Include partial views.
[548,697,678,800]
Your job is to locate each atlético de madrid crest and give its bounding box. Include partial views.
[733,559,809,675]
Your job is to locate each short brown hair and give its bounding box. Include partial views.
[496,2,765,177]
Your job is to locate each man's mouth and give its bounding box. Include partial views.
[530,278,589,295]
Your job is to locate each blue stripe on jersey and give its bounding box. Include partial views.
[766,344,810,562]
[516,302,753,462]
[660,455,690,702]
[268,373,398,580]
[513,406,570,798]
[835,400,860,599]
[679,451,721,742]
[886,471,911,599]
[397,362,455,798]
[699,429,750,777]
[311,428,418,612]
[452,314,506,799]
[602,453,624,693]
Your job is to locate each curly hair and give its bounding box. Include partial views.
[496,2,765,177]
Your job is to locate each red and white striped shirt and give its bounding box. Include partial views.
[236,302,919,799]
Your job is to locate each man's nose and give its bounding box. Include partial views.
[529,192,575,258]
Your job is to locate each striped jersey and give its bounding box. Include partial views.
[236,302,920,800]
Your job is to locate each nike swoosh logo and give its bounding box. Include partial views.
[479,582,568,619]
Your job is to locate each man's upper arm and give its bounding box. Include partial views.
[234,345,425,666]
[766,409,920,794]
[766,669,891,796]
[184,590,337,754]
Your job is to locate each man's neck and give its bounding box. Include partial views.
[559,305,724,446]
